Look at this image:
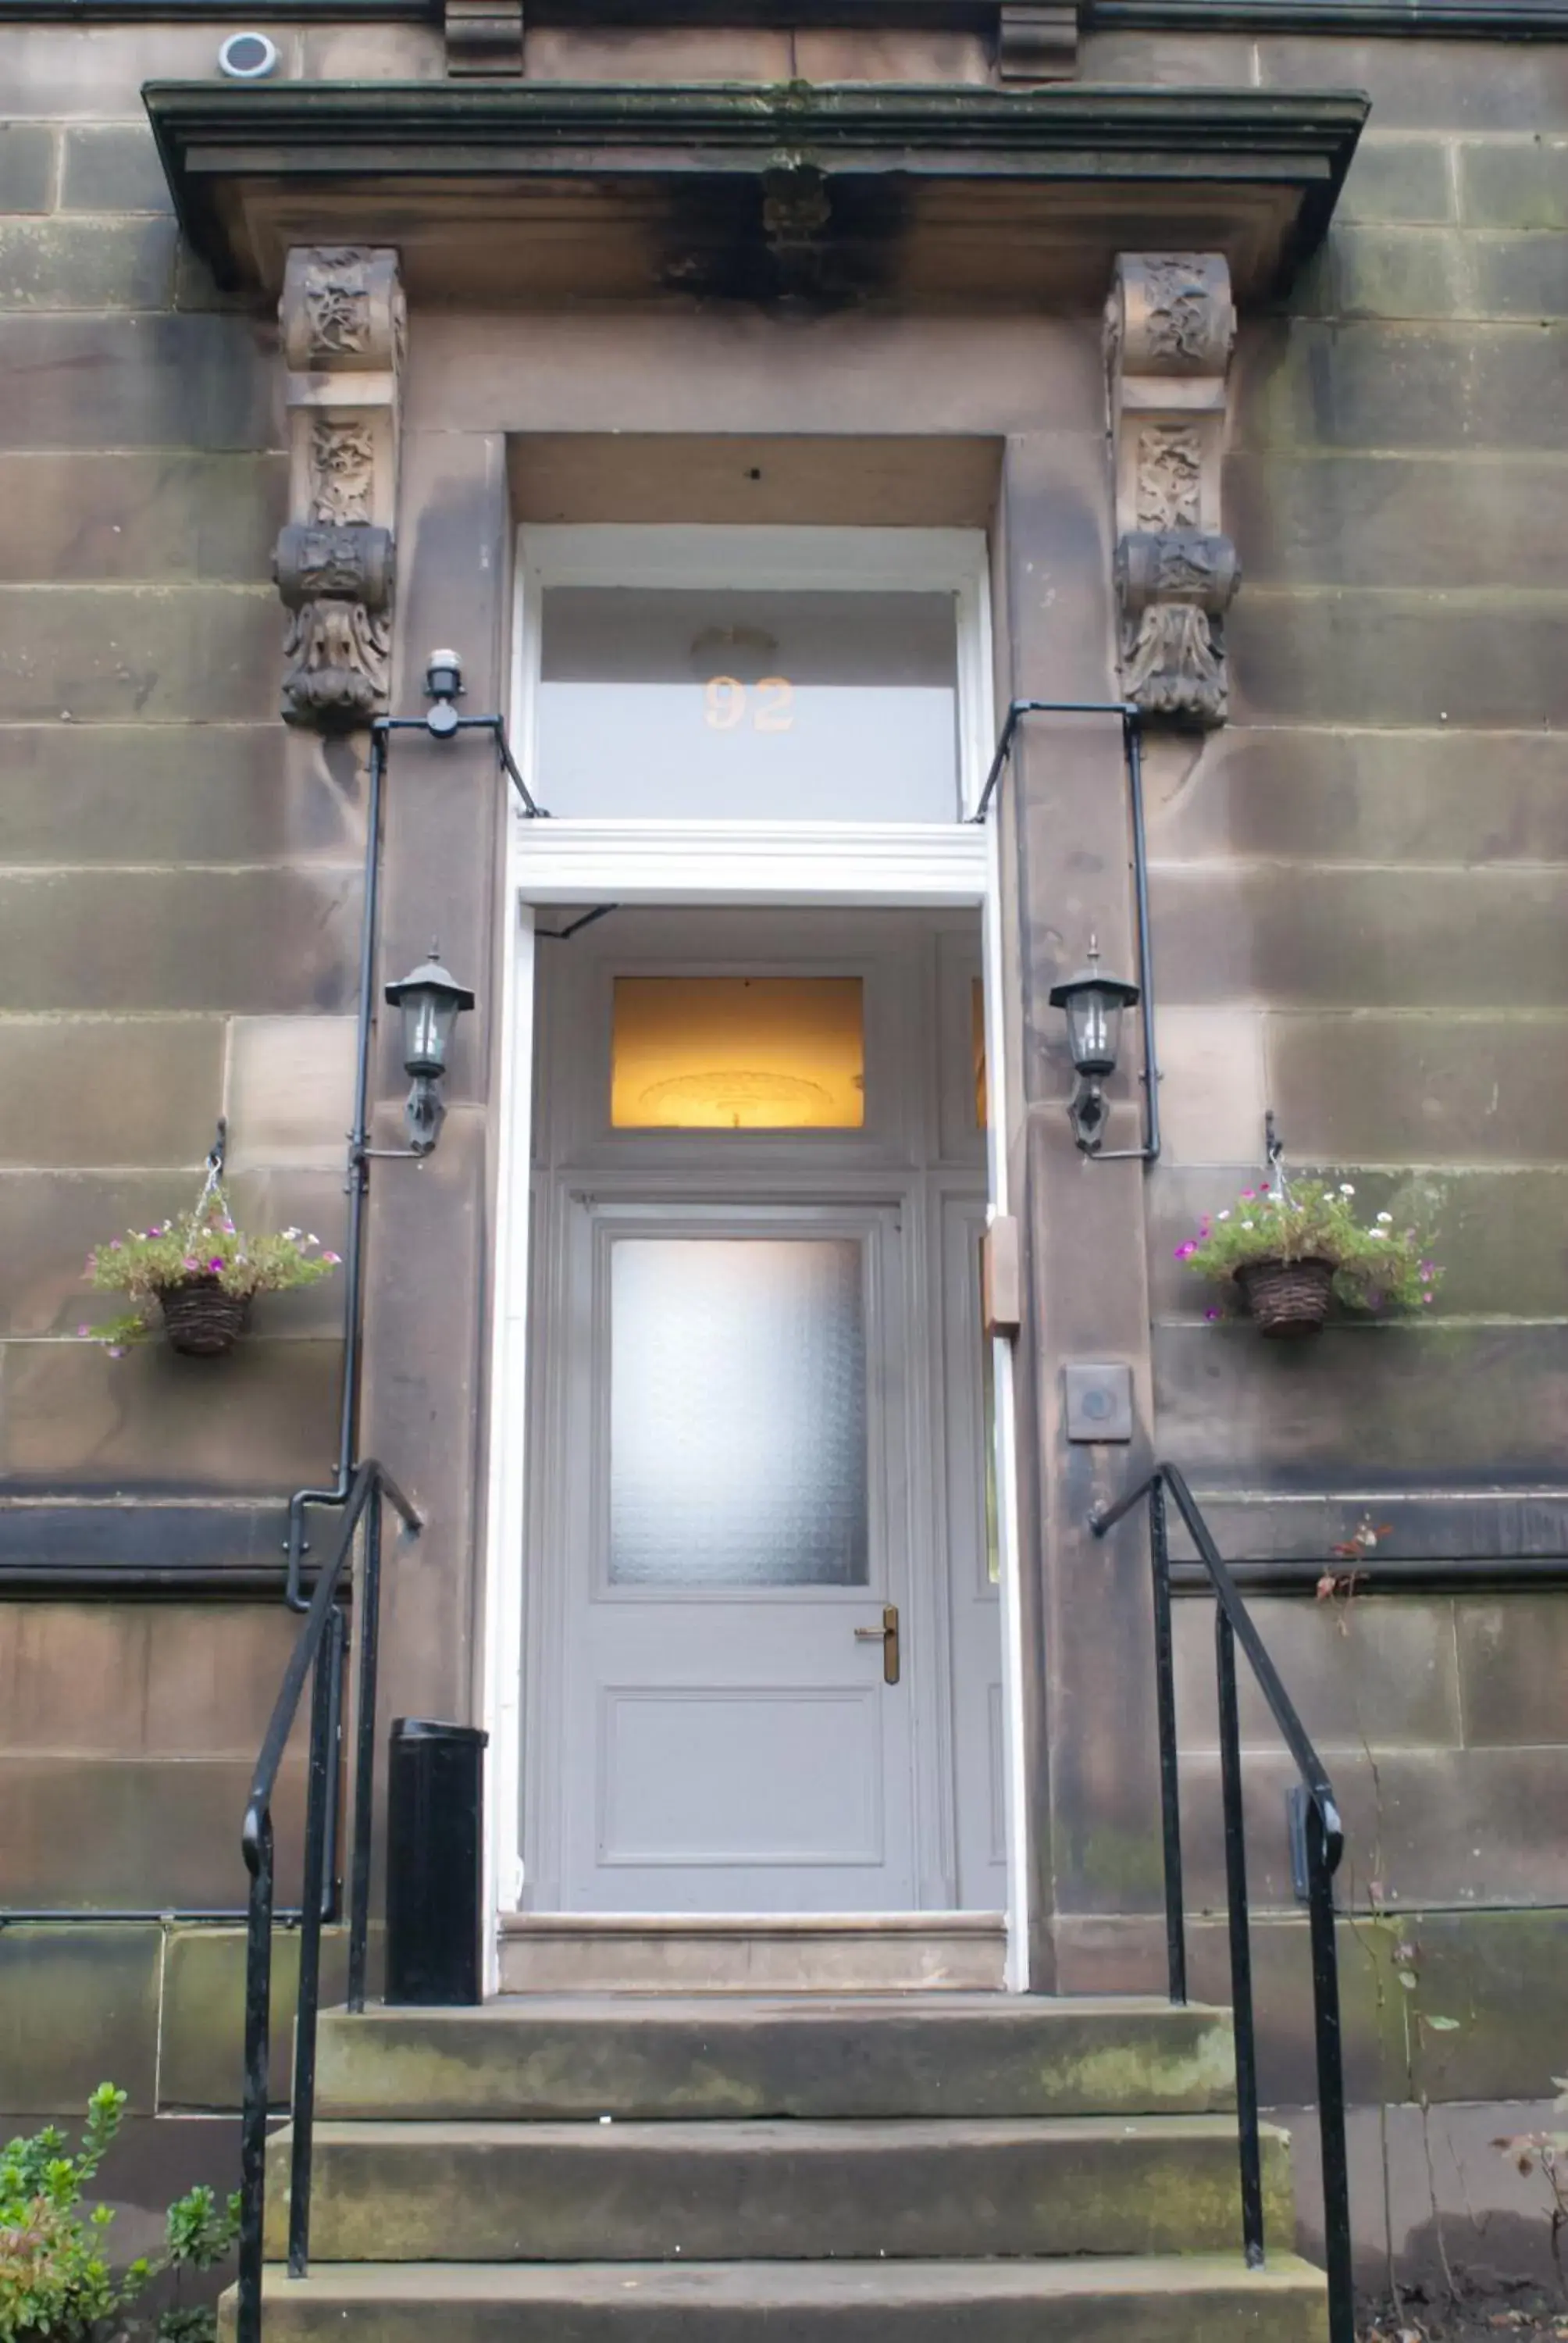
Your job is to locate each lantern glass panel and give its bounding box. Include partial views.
[403,988,454,1075]
[1067,988,1123,1078]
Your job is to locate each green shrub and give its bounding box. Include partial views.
[0,2086,239,2343]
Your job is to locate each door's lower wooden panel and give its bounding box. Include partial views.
[598,1685,884,1868]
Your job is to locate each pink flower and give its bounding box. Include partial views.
[323,1251,341,1265]
[145,1227,161,1238]
[108,1345,127,1359]
[182,1255,201,1272]
[109,1239,122,1251]
[208,1257,226,1273]
[1240,1189,1256,1201]
[1204,1308,1221,1321]
[1173,1243,1196,1261]
[76,1323,90,1339]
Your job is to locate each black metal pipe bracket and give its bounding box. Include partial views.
[283,696,529,1606]
[971,697,1160,1164]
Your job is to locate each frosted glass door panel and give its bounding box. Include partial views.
[609,1237,868,1587]
[539,589,960,821]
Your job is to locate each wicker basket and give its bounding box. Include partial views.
[158,1277,251,1357]
[1235,1257,1335,1339]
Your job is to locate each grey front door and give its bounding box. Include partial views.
[555,1199,918,1912]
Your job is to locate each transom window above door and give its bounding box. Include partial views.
[611,975,865,1131]
[518,526,989,826]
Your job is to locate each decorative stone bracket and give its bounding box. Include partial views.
[1105,251,1238,728]
[444,0,524,76]
[997,2,1078,80]
[274,245,404,732]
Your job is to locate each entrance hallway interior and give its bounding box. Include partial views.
[504,908,1008,1992]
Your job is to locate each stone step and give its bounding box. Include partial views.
[314,1994,1235,2122]
[495,1913,1007,1993]
[266,2113,1292,2263]
[230,2253,1329,2341]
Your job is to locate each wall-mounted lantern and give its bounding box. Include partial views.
[1048,939,1141,1156]
[384,947,476,1154]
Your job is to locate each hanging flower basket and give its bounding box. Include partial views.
[1235,1256,1336,1339]
[157,1277,254,1358]
[82,1152,340,1358]
[1175,1174,1444,1340]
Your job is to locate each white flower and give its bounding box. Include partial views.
[306,1233,319,1246]
[1240,1219,1255,1230]
[1377,1211,1393,1224]
[1217,1210,1231,1221]
[1339,1183,1356,1196]
[1369,1229,1387,1240]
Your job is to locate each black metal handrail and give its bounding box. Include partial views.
[235,1459,419,2343]
[1091,1460,1352,2343]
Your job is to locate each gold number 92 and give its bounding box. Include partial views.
[704,676,794,733]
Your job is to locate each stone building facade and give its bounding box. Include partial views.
[0,0,1565,2298]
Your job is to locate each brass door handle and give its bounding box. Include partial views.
[853,1603,900,1685]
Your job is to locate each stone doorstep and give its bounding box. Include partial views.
[495,1911,1007,1994]
[312,1992,1239,2122]
[231,2254,1330,2342]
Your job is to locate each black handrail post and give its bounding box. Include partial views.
[1093,1461,1352,2338]
[347,1489,383,2014]
[288,1601,342,2278]
[1306,1796,1355,2343]
[1216,1606,1266,2270]
[236,1814,273,2343]
[1147,1473,1188,2006]
[322,1604,345,1924]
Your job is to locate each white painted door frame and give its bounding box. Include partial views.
[479,522,1030,1990]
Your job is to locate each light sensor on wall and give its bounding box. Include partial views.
[217,30,280,78]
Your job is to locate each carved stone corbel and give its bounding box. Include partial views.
[274,247,404,732]
[997,2,1078,80]
[444,0,524,75]
[1105,252,1238,727]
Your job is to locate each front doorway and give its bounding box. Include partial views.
[481,520,1025,1985]
[522,911,1001,1918]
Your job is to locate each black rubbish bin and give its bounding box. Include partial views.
[385,1717,487,2006]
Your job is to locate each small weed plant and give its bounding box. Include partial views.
[0,2084,239,2343]
[1496,2078,1568,2300]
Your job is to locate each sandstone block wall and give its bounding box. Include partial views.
[0,23,1563,2269]
[0,32,355,1981]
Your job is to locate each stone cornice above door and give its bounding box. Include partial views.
[9,0,1563,26]
[142,80,1367,305]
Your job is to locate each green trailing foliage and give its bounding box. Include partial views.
[1174,1177,1443,1318]
[0,2086,239,2343]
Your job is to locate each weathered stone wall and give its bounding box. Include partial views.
[1099,22,1568,2117]
[0,23,359,2151]
[0,19,1563,2277]
[1107,27,1568,2287]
